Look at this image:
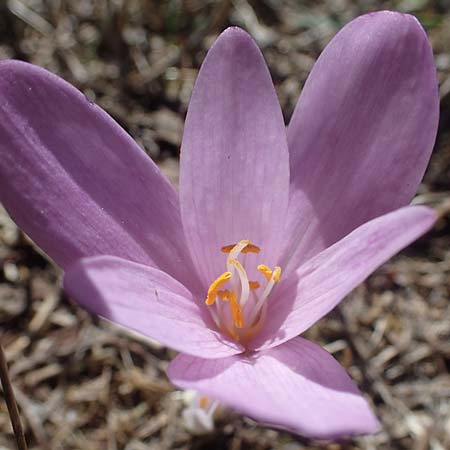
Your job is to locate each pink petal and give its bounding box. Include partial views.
[283,11,439,273]
[179,28,289,287]
[168,337,379,439]
[0,61,196,290]
[64,256,243,358]
[250,206,435,351]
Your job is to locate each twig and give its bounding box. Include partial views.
[0,342,28,450]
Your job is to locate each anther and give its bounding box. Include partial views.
[229,291,244,328]
[221,240,249,254]
[221,241,260,254]
[242,243,261,254]
[249,281,260,290]
[221,244,236,253]
[257,264,272,281]
[206,271,232,305]
[273,266,282,283]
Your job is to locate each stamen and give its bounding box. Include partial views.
[221,244,238,253]
[206,239,281,342]
[206,271,232,305]
[221,241,260,254]
[247,265,281,326]
[242,243,261,254]
[273,266,282,283]
[229,291,244,328]
[257,264,272,281]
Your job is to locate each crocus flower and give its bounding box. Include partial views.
[180,390,220,434]
[0,11,439,439]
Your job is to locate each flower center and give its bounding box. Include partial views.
[205,239,281,342]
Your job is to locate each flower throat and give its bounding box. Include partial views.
[205,240,281,342]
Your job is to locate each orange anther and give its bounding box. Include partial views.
[221,244,235,253]
[229,291,244,329]
[249,281,260,290]
[206,271,232,305]
[221,241,260,254]
[242,243,261,254]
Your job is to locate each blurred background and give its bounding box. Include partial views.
[0,0,450,449]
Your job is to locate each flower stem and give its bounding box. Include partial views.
[0,342,28,450]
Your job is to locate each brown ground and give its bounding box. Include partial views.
[0,1,450,449]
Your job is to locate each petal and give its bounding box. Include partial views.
[0,60,196,290]
[63,256,243,358]
[179,28,289,287]
[168,337,379,439]
[250,206,435,351]
[283,11,439,273]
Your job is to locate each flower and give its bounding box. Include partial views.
[0,11,439,439]
[179,390,220,435]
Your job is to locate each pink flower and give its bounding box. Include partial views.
[0,11,439,439]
